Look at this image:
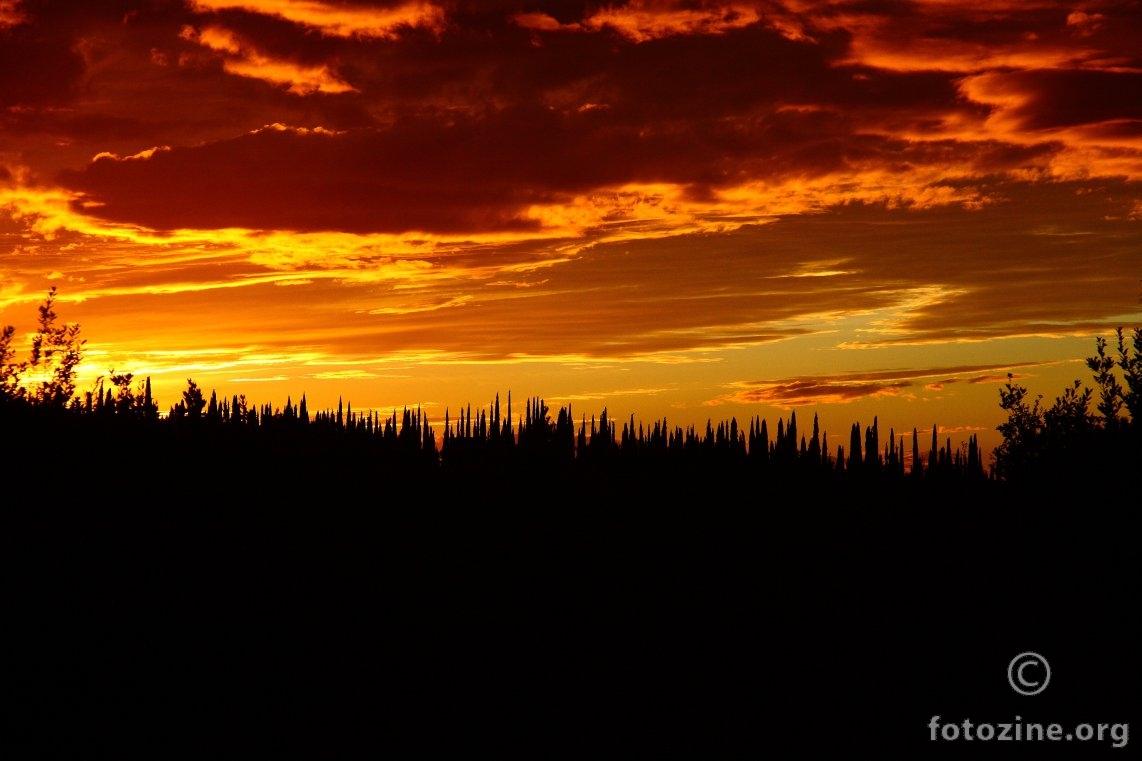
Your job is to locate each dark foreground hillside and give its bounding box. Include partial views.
[5,443,1138,760]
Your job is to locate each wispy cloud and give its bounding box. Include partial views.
[189,0,446,39]
[712,361,1062,408]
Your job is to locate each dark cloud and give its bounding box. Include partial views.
[734,378,914,406]
[0,15,86,110]
[997,69,1142,132]
[51,94,1005,235]
[967,374,1018,384]
[58,123,560,233]
[723,360,1057,407]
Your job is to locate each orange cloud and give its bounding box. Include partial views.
[794,0,1112,73]
[956,69,1142,179]
[582,1,762,42]
[1066,11,1105,38]
[728,378,913,407]
[512,12,581,33]
[0,0,24,28]
[182,24,357,94]
[189,0,446,39]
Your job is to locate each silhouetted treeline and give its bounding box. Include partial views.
[2,376,993,503]
[2,289,1138,500]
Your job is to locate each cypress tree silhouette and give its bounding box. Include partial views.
[787,411,798,459]
[849,423,862,471]
[928,425,938,473]
[808,413,821,465]
[141,376,157,420]
[911,428,923,477]
[863,417,879,470]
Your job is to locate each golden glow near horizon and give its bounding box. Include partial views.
[3,0,1141,461]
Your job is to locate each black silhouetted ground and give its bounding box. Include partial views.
[6,451,1139,759]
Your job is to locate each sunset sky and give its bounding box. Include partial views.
[3,0,1141,463]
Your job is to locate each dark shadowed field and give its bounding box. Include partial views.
[5,440,1138,759]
